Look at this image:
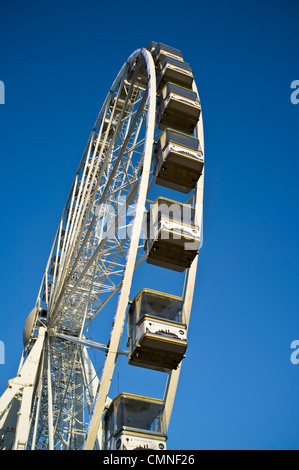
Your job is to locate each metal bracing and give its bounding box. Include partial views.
[0,43,204,450]
[0,327,46,450]
[84,49,156,450]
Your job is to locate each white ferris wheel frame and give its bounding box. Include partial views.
[0,46,204,451]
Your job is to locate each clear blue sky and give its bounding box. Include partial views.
[0,0,299,450]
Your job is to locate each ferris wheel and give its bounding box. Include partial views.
[0,42,204,450]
